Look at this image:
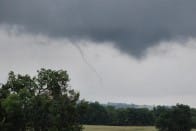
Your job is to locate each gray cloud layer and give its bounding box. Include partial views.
[1,0,196,56]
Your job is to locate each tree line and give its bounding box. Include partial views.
[0,68,196,131]
[77,101,154,126]
[78,101,196,130]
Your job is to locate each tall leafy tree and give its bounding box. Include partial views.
[155,104,191,131]
[0,68,82,131]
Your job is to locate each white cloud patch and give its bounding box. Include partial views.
[1,26,196,106]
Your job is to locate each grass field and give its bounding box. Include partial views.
[84,125,196,131]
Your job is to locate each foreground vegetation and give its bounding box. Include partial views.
[0,68,196,131]
[84,125,196,131]
[0,69,82,131]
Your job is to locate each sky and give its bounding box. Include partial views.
[1,0,196,106]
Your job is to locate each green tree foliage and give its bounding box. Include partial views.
[77,101,155,126]
[191,108,196,128]
[77,102,192,129]
[77,101,109,125]
[0,68,82,131]
[155,104,191,131]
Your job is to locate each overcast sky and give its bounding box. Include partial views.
[1,0,196,106]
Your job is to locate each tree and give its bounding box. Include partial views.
[191,108,196,128]
[155,104,191,131]
[78,101,109,125]
[0,68,82,131]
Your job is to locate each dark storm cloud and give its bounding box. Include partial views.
[1,0,196,56]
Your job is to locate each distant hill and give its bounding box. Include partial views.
[103,102,154,110]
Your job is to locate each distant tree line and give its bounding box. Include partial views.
[77,101,154,126]
[77,101,196,131]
